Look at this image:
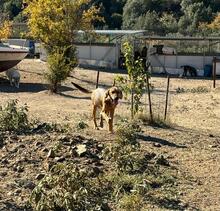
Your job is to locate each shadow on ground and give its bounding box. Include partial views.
[148,196,198,211]
[0,201,31,211]
[138,134,187,148]
[0,77,75,94]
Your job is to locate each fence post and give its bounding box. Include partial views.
[213,57,216,89]
[164,76,170,121]
[96,70,100,89]
[146,76,153,122]
[131,87,134,119]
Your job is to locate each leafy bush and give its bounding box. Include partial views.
[31,164,109,211]
[75,120,88,130]
[0,99,30,133]
[45,46,77,93]
[115,42,150,117]
[103,120,148,174]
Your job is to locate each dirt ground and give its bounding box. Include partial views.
[0,59,220,210]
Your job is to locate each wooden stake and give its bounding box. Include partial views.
[164,76,170,120]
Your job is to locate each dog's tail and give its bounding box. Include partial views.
[71,82,92,93]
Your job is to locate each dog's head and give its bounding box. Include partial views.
[106,86,123,105]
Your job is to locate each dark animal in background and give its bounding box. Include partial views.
[180,65,197,77]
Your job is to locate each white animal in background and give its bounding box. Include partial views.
[6,67,20,88]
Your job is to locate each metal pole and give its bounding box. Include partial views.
[164,76,170,120]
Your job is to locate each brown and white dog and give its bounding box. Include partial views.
[71,82,123,133]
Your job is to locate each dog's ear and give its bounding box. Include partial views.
[105,90,110,99]
[112,79,116,87]
[119,90,123,99]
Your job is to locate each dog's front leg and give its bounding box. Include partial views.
[108,109,115,133]
[100,111,110,124]
[92,106,99,130]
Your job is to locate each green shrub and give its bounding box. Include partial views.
[118,193,143,211]
[103,120,148,174]
[46,46,77,93]
[30,164,108,211]
[75,120,88,130]
[0,99,30,133]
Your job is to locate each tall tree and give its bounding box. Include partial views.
[178,0,212,36]
[24,0,101,93]
[91,0,126,29]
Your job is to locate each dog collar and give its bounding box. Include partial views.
[107,91,114,102]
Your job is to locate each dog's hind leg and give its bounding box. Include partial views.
[9,77,13,86]
[93,106,99,130]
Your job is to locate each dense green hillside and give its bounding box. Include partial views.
[1,0,220,36]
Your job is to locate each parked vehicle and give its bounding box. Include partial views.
[6,39,36,57]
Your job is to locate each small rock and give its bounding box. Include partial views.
[23,181,36,190]
[10,135,19,141]
[209,134,214,138]
[97,144,104,150]
[44,161,55,171]
[76,144,87,156]
[18,144,25,148]
[1,159,9,164]
[35,173,45,180]
[54,157,65,162]
[153,143,162,148]
[58,135,70,142]
[156,155,170,166]
[0,171,7,177]
[13,165,24,173]
[82,140,89,144]
[47,149,55,158]
[42,147,49,152]
[14,189,22,196]
[35,142,42,147]
[209,144,218,148]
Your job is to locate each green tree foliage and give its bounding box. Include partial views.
[24,0,100,93]
[122,0,181,31]
[122,0,218,36]
[178,0,212,36]
[2,0,220,36]
[115,42,149,116]
[0,0,23,20]
[91,0,126,29]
